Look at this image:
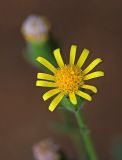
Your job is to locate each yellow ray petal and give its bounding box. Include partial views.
[83,58,102,75]
[69,92,77,105]
[70,45,77,65]
[76,48,89,68]
[54,49,64,68]
[48,93,64,112]
[84,71,104,80]
[37,73,55,81]
[81,84,97,93]
[76,90,92,101]
[37,57,57,74]
[36,80,56,87]
[43,88,61,101]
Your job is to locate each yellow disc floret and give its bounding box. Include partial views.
[55,65,84,94]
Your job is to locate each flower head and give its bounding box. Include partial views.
[21,15,50,43]
[33,139,60,160]
[36,45,104,112]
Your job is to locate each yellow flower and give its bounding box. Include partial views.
[36,45,104,112]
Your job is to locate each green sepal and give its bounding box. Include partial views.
[59,95,85,112]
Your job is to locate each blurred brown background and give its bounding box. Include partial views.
[0,0,122,160]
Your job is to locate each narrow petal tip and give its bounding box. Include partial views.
[94,88,98,93]
[72,101,77,105]
[99,71,104,77]
[54,48,60,54]
[48,105,54,112]
[88,97,92,101]
[42,96,47,101]
[76,48,89,68]
[37,73,40,79]
[97,58,102,62]
[84,48,89,53]
[36,81,39,86]
[70,98,77,105]
[71,44,77,48]
[36,57,42,62]
[102,71,105,76]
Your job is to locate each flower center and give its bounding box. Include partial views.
[55,65,84,94]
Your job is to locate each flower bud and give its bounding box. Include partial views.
[21,15,50,43]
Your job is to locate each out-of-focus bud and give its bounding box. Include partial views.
[21,15,50,43]
[21,15,58,70]
[33,139,60,160]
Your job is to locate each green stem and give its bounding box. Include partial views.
[71,133,84,160]
[63,110,83,159]
[75,110,98,160]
